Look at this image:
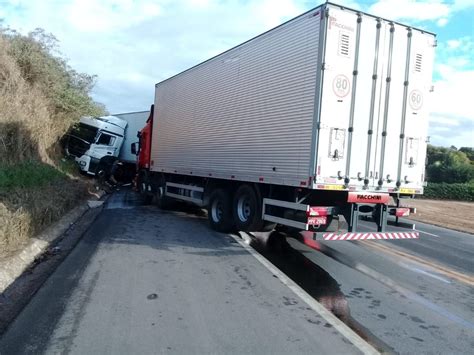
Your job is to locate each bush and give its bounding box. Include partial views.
[422,182,474,201]
[426,164,474,184]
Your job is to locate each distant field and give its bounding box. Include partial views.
[403,199,474,234]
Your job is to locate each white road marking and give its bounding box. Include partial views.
[361,222,440,238]
[414,228,440,238]
[229,232,380,355]
[401,264,451,284]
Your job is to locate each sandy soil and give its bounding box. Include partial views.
[400,199,474,234]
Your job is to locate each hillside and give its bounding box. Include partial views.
[0,27,105,255]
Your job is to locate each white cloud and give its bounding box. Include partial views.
[428,64,474,147]
[431,67,474,119]
[65,0,162,32]
[369,0,450,22]
[447,39,461,49]
[436,17,448,26]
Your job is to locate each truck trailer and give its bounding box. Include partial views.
[134,2,436,240]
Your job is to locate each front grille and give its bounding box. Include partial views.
[66,135,90,157]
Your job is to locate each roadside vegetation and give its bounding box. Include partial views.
[424,145,474,201]
[0,26,105,255]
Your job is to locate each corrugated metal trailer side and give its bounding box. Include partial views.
[151,5,324,187]
[150,2,435,194]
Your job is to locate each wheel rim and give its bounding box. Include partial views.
[237,195,252,222]
[211,199,223,222]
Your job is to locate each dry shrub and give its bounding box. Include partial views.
[0,36,52,163]
[0,179,89,257]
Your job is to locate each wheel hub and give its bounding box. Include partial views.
[237,197,251,222]
[212,200,223,222]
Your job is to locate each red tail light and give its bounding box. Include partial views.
[307,207,330,216]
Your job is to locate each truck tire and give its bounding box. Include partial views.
[208,188,234,232]
[232,184,265,232]
[155,177,170,209]
[137,171,153,204]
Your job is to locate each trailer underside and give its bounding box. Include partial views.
[136,171,419,240]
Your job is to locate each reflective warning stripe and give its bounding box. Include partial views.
[322,232,419,241]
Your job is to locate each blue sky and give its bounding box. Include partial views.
[1,0,473,147]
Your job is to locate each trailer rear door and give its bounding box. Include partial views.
[315,5,435,193]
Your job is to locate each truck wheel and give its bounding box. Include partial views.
[232,184,265,232]
[208,188,234,232]
[155,179,170,209]
[137,172,153,204]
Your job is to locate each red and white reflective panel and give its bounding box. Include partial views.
[322,232,419,241]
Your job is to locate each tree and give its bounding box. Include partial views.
[426,145,474,183]
[459,147,474,162]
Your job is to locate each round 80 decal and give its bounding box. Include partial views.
[332,74,350,98]
[409,89,423,110]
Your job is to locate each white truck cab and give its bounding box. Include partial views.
[67,115,127,175]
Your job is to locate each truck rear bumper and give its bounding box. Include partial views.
[317,231,419,241]
[298,231,419,249]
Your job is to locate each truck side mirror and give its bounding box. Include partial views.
[131,142,137,155]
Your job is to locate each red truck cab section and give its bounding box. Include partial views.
[138,106,153,170]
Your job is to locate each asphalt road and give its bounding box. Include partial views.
[1,189,473,354]
[357,218,474,275]
[267,215,474,354]
[0,190,363,354]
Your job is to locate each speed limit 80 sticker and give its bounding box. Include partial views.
[409,89,423,110]
[332,74,350,98]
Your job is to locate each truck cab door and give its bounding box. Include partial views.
[90,133,121,159]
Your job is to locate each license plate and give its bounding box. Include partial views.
[308,216,327,226]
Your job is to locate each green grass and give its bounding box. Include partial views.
[0,161,67,189]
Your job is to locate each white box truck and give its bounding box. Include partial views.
[135,2,436,240]
[66,111,148,181]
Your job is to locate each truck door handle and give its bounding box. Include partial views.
[107,152,112,155]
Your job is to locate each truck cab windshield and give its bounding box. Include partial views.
[74,123,98,144]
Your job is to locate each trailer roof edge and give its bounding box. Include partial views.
[154,1,436,88]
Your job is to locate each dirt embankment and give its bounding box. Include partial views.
[402,199,474,234]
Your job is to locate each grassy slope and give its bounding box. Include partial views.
[0,161,89,256]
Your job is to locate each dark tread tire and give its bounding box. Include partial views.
[232,184,265,232]
[137,171,153,204]
[208,188,234,232]
[155,177,171,209]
